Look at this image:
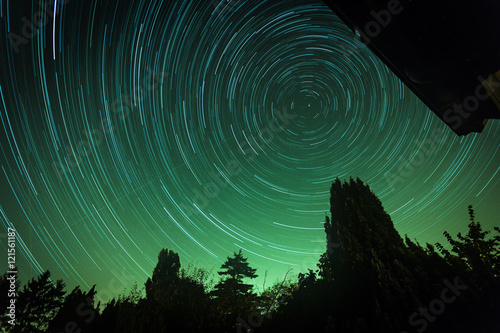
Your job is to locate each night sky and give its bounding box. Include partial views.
[1,0,499,303]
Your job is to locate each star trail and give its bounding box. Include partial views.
[0,0,499,302]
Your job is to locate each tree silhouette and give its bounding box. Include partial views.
[91,283,144,333]
[210,249,258,328]
[435,205,500,331]
[138,248,214,332]
[46,285,98,333]
[267,178,478,333]
[1,270,65,333]
[259,269,295,317]
[438,205,500,282]
[2,181,498,333]
[322,178,421,331]
[144,248,181,302]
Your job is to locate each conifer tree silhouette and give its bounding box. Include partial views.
[210,249,258,327]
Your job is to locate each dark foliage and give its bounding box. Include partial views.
[210,249,259,330]
[260,178,500,333]
[45,285,98,333]
[2,178,499,333]
[1,270,65,333]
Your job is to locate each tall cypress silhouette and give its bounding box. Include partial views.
[140,248,211,332]
[324,178,406,279]
[323,178,425,331]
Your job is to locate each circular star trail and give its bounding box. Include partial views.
[0,0,499,301]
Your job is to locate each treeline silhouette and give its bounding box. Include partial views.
[1,178,499,332]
